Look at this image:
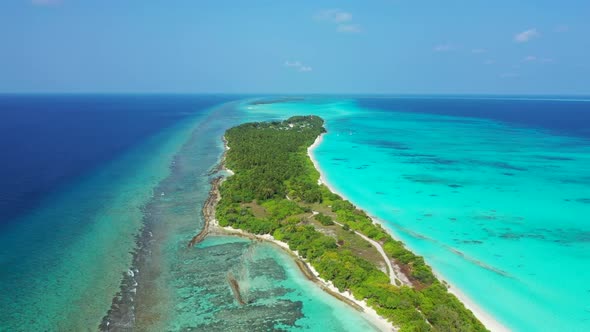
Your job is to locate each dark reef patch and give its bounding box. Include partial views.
[533,155,575,161]
[402,157,458,165]
[559,177,590,185]
[500,233,546,240]
[468,160,528,171]
[447,247,511,277]
[248,257,288,281]
[361,139,410,150]
[403,174,454,185]
[395,152,437,158]
[164,240,305,331]
[190,300,304,332]
[391,222,512,278]
[486,227,590,244]
[459,240,484,245]
[474,215,498,221]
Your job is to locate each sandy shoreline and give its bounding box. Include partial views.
[202,136,396,332]
[307,134,509,332]
[214,225,396,332]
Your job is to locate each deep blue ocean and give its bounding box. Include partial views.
[0,95,233,226]
[358,96,590,139]
[0,95,237,329]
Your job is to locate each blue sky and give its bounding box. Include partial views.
[1,0,589,94]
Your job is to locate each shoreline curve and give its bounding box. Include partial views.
[307,133,509,332]
[198,135,396,332]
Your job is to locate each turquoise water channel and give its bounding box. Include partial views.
[246,97,590,331]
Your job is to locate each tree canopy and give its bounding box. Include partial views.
[216,116,488,332]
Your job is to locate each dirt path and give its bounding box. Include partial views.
[328,218,410,286]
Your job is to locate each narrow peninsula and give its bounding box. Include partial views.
[207,116,487,331]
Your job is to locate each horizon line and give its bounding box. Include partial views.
[1,92,590,97]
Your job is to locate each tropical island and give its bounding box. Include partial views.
[203,115,488,331]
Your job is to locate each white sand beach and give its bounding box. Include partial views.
[216,225,397,332]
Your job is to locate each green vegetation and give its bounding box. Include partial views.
[216,116,488,332]
[315,213,334,226]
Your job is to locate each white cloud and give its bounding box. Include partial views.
[285,61,302,67]
[483,59,495,65]
[523,56,553,64]
[514,29,539,43]
[433,44,453,52]
[523,55,537,62]
[315,9,353,23]
[471,48,487,54]
[284,60,312,73]
[337,24,361,33]
[315,9,361,33]
[31,0,61,5]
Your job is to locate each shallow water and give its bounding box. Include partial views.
[246,97,590,331]
[0,105,207,330]
[115,101,382,331]
[1,96,384,331]
[163,236,382,331]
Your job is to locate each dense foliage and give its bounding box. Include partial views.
[216,116,488,332]
[315,213,334,226]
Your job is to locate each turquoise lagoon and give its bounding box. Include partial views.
[246,97,590,331]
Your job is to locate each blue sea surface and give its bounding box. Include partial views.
[246,96,590,331]
[0,94,233,329]
[0,95,383,331]
[3,94,588,331]
[0,94,229,226]
[359,96,590,139]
